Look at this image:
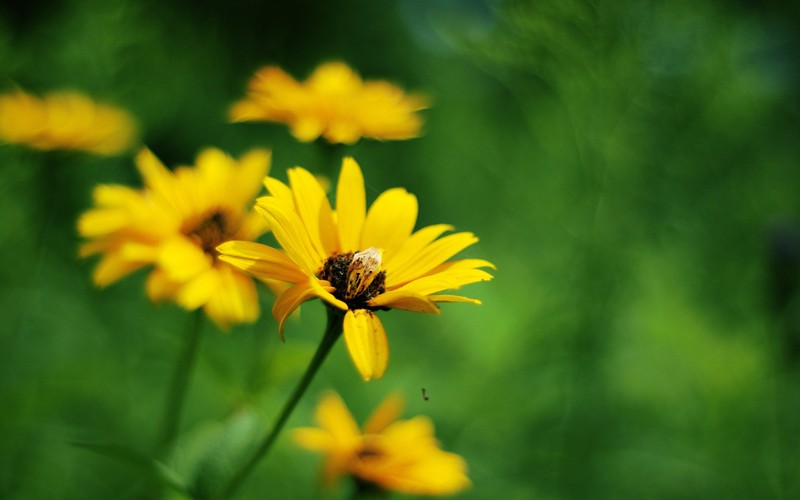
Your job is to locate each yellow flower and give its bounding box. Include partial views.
[0,89,137,155]
[78,147,271,329]
[229,61,429,144]
[294,392,470,495]
[217,157,493,379]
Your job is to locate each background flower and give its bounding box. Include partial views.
[0,89,137,155]
[78,147,270,329]
[294,392,470,495]
[229,61,429,144]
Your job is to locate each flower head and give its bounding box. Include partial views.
[78,147,271,329]
[217,157,493,379]
[294,392,470,495]
[0,89,137,155]
[229,61,429,144]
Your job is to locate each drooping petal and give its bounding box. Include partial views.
[343,309,389,381]
[360,188,418,256]
[255,197,325,274]
[386,232,479,287]
[287,167,338,256]
[272,277,347,337]
[336,157,366,252]
[217,240,306,284]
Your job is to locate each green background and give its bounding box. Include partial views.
[3,0,800,498]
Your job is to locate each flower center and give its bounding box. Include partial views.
[185,210,235,256]
[318,247,386,310]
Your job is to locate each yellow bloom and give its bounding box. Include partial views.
[0,89,136,155]
[294,392,470,495]
[229,61,429,144]
[78,147,271,329]
[217,157,493,379]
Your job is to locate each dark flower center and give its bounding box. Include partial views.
[318,249,386,310]
[185,209,236,256]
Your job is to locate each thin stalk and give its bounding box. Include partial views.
[219,307,345,499]
[157,309,204,454]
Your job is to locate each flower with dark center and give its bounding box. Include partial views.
[79,147,271,329]
[218,156,493,380]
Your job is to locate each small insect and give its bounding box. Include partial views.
[422,387,429,401]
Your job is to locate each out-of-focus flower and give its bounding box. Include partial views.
[294,392,470,495]
[78,147,271,329]
[229,61,429,144]
[217,157,493,379]
[0,89,137,155]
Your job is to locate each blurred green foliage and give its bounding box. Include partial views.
[2,0,800,498]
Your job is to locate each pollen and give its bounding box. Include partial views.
[319,248,386,309]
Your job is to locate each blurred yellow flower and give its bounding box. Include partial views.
[229,61,429,144]
[217,157,493,379]
[0,89,137,155]
[294,392,470,495]
[78,147,271,329]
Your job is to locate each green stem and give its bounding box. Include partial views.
[158,309,204,454]
[219,307,345,499]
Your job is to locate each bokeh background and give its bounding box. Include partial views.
[3,0,800,498]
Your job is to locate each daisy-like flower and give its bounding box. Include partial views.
[0,89,137,155]
[294,392,470,495]
[229,61,429,144]
[217,157,493,379]
[78,147,271,329]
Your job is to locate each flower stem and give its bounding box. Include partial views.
[219,307,345,499]
[158,309,204,454]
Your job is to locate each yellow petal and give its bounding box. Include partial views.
[157,237,211,282]
[92,253,145,287]
[383,224,453,279]
[360,188,418,257]
[386,232,478,287]
[386,268,493,297]
[255,197,324,274]
[175,267,221,310]
[363,394,405,435]
[288,167,338,256]
[343,309,389,381]
[234,148,271,203]
[217,240,306,284]
[263,177,294,207]
[135,147,176,205]
[146,268,181,302]
[272,278,346,338]
[315,392,361,441]
[292,428,335,451]
[368,292,440,314]
[203,266,259,329]
[429,294,481,305]
[336,157,366,252]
